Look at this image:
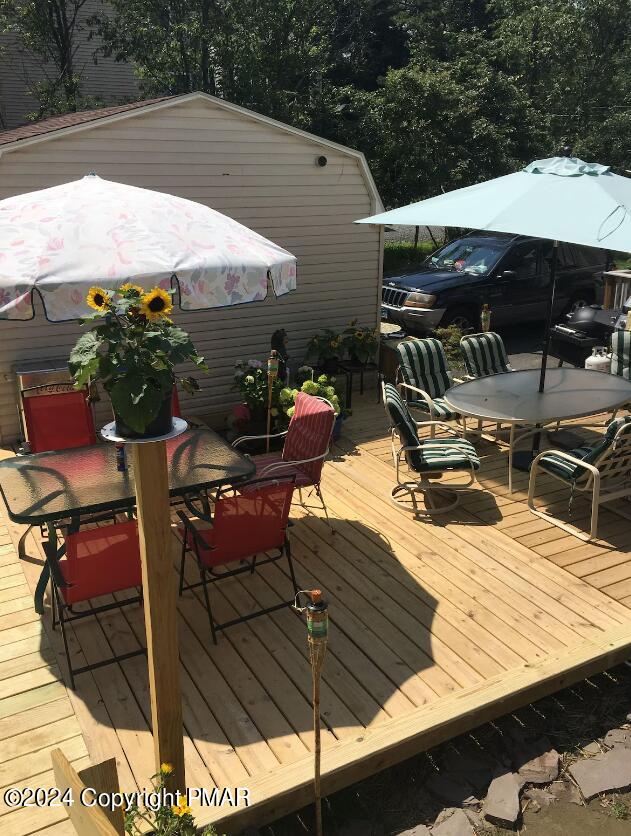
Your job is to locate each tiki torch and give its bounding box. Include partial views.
[295,588,329,836]
[266,349,279,453]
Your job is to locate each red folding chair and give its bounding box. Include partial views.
[21,385,96,453]
[233,393,335,524]
[177,477,297,643]
[18,385,98,560]
[50,520,143,688]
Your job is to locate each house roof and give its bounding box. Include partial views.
[0,96,172,146]
[0,91,383,213]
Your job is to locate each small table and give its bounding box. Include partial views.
[337,360,379,408]
[0,428,255,611]
[444,368,631,491]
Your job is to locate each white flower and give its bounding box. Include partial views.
[245,375,255,384]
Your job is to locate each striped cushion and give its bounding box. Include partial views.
[408,396,459,421]
[460,332,511,378]
[383,383,419,448]
[537,415,631,482]
[611,330,631,380]
[408,438,480,473]
[396,338,451,399]
[282,392,334,485]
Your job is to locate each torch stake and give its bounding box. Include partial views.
[267,349,279,453]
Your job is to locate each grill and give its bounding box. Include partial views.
[549,299,630,367]
[382,286,409,307]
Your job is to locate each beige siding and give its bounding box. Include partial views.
[0,97,382,442]
[0,0,139,130]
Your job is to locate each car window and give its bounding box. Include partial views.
[428,240,504,275]
[502,242,539,279]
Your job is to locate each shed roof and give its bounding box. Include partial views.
[0,91,383,212]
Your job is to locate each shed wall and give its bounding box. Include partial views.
[0,97,382,441]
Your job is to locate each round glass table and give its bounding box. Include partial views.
[443,368,631,491]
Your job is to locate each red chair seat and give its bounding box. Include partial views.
[59,521,141,605]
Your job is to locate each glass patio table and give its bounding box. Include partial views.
[0,428,255,612]
[443,368,631,491]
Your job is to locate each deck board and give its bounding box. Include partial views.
[1,394,630,834]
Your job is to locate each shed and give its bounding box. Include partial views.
[0,92,383,442]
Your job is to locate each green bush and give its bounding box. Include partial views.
[383,241,437,276]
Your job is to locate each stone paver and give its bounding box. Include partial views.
[569,748,631,801]
[483,771,522,828]
[517,747,560,784]
[432,808,475,836]
[604,728,631,749]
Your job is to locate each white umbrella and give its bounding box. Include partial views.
[357,155,631,389]
[0,173,297,321]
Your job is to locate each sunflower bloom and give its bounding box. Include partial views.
[160,762,173,774]
[171,799,192,817]
[119,282,144,296]
[87,286,111,312]
[140,287,173,321]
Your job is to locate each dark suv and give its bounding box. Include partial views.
[381,232,606,334]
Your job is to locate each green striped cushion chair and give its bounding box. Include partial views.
[611,331,631,380]
[460,332,512,378]
[395,338,459,420]
[535,415,631,483]
[383,383,480,474]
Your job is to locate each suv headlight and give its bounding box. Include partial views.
[404,291,437,308]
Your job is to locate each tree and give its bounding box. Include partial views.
[0,0,92,116]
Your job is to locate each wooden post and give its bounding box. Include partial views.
[52,749,120,836]
[133,441,186,794]
[78,759,125,834]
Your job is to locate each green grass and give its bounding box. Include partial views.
[383,240,436,276]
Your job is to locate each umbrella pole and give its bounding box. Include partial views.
[538,240,559,393]
[266,350,279,453]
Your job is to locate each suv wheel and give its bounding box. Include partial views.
[440,307,478,333]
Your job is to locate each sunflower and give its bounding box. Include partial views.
[171,799,192,818]
[118,282,144,296]
[140,287,173,321]
[87,286,111,312]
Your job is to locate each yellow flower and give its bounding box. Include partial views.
[140,287,173,321]
[119,282,144,296]
[87,286,111,312]
[171,799,192,817]
[160,763,173,774]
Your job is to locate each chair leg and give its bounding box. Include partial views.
[316,485,334,532]
[56,591,76,690]
[178,538,187,596]
[50,580,57,630]
[199,566,217,645]
[285,539,299,595]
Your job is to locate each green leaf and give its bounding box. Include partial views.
[109,374,163,433]
[69,330,101,386]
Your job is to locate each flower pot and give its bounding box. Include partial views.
[114,394,173,440]
[331,413,344,441]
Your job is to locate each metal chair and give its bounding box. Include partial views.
[383,382,479,516]
[233,392,335,525]
[528,416,631,541]
[50,520,144,688]
[459,331,514,440]
[177,477,297,643]
[395,338,462,436]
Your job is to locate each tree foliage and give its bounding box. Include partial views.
[2,0,630,205]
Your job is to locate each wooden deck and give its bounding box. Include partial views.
[2,397,631,835]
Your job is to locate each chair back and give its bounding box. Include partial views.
[460,332,511,377]
[209,478,295,566]
[282,392,335,484]
[61,520,141,604]
[611,330,631,380]
[396,338,451,398]
[383,382,419,449]
[22,386,96,453]
[588,415,631,486]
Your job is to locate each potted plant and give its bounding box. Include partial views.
[342,319,379,365]
[306,329,343,374]
[69,284,207,438]
[231,358,285,441]
[279,374,347,438]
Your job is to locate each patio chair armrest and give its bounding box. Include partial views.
[232,430,288,449]
[414,419,460,434]
[398,382,435,409]
[258,450,329,478]
[451,376,465,385]
[176,510,213,552]
[532,449,600,479]
[182,493,213,523]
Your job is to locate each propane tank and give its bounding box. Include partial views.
[585,346,610,372]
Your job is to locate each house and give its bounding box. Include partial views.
[0,91,383,442]
[0,0,139,130]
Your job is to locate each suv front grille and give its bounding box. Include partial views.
[382,286,409,308]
